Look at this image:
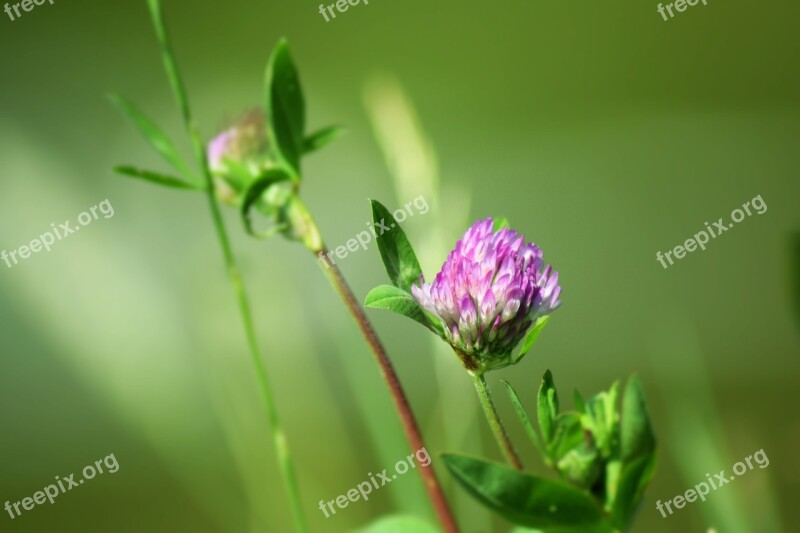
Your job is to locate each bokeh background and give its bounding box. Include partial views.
[1,0,798,531]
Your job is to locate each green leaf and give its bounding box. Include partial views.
[144,0,192,128]
[604,459,622,511]
[502,381,546,458]
[442,453,610,531]
[603,382,620,437]
[550,412,583,460]
[580,381,619,459]
[303,125,345,154]
[357,514,439,533]
[538,370,559,446]
[493,217,510,231]
[364,284,435,332]
[370,199,423,293]
[114,166,199,190]
[608,376,657,528]
[240,169,293,238]
[108,93,195,181]
[620,376,655,462]
[515,316,550,363]
[265,39,305,176]
[610,452,657,529]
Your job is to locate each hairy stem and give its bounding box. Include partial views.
[316,248,459,533]
[146,1,307,530]
[470,372,524,470]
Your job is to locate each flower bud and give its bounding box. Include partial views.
[556,438,602,488]
[207,109,271,205]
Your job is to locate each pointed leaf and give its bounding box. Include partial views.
[515,316,550,363]
[610,452,657,529]
[620,376,655,462]
[493,217,510,231]
[502,380,545,458]
[538,370,559,445]
[550,412,583,461]
[581,381,620,458]
[370,199,423,293]
[240,169,292,238]
[364,285,432,332]
[144,0,192,136]
[108,93,195,180]
[442,454,610,531]
[265,40,305,176]
[114,166,199,190]
[603,382,620,434]
[304,125,346,154]
[603,381,621,457]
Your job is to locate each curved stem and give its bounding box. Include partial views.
[316,249,459,533]
[470,372,524,470]
[146,2,307,530]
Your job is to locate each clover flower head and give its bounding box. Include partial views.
[207,109,270,204]
[411,218,561,371]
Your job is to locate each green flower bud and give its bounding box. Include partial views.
[207,109,273,205]
[556,436,603,488]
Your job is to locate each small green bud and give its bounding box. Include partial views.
[556,436,603,488]
[207,109,273,204]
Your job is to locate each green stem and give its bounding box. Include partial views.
[145,1,307,530]
[470,372,524,470]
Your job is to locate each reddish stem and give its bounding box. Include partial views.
[316,248,459,533]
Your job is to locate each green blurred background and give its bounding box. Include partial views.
[1,0,798,531]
